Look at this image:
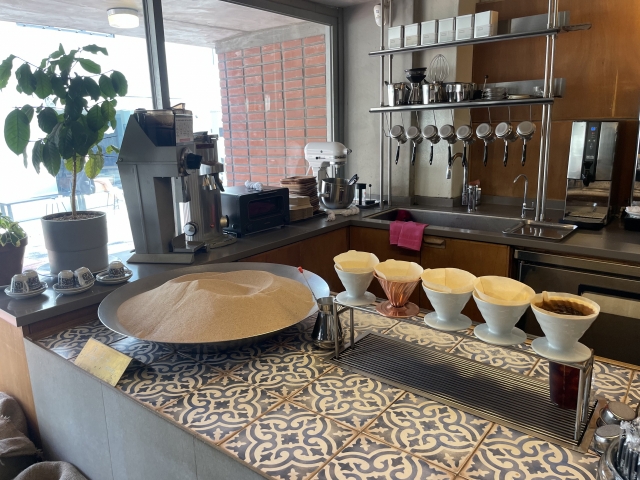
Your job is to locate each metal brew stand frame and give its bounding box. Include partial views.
[371,0,563,222]
[331,299,600,452]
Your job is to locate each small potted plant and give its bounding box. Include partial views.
[0,214,27,286]
[0,44,127,274]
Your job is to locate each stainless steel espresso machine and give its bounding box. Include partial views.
[563,121,619,229]
[118,107,235,264]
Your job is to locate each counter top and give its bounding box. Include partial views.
[2,205,639,327]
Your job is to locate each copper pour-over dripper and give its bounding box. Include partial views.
[374,273,420,318]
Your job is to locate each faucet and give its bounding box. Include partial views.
[514,174,535,219]
[446,152,473,207]
[445,152,462,180]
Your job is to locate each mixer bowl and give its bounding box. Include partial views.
[320,178,355,209]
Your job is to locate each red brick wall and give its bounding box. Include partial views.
[217,34,328,186]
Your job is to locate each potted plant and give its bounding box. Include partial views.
[0,214,27,286]
[0,44,127,274]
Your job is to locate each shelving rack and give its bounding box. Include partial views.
[373,0,562,222]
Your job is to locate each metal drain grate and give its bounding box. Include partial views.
[331,333,596,447]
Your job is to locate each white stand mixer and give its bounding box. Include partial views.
[304,142,352,188]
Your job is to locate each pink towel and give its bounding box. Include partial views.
[389,220,403,245]
[397,221,427,251]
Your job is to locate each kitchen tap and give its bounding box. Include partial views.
[445,152,462,180]
[514,174,535,219]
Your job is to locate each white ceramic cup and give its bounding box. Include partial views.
[335,266,374,300]
[58,270,75,289]
[108,261,126,278]
[23,270,41,290]
[423,284,472,321]
[531,292,600,351]
[74,267,94,287]
[10,274,30,294]
[473,291,530,336]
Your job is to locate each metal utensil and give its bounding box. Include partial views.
[439,124,457,168]
[407,126,422,166]
[495,121,518,166]
[446,82,475,103]
[476,123,495,167]
[593,424,621,455]
[599,401,636,427]
[311,296,344,349]
[427,54,449,84]
[347,173,359,186]
[517,121,536,166]
[390,125,408,165]
[456,125,474,168]
[422,83,446,104]
[422,125,440,165]
[386,82,409,106]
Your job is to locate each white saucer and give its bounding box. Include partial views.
[424,311,472,332]
[531,337,592,363]
[96,269,133,285]
[53,281,95,295]
[336,291,376,307]
[36,255,120,278]
[4,282,47,299]
[473,323,527,346]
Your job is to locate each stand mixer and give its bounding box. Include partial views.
[304,142,352,190]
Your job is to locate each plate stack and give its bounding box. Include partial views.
[280,176,319,213]
[482,87,507,100]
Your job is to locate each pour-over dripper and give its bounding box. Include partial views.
[405,67,427,84]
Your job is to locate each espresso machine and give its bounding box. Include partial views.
[118,107,234,264]
[563,121,619,229]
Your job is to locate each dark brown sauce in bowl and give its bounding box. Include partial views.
[535,299,594,316]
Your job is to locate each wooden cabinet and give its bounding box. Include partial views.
[420,236,512,322]
[240,228,349,292]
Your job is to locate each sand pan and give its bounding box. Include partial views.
[374,259,423,282]
[474,276,535,306]
[334,250,380,274]
[116,271,315,343]
[421,268,476,294]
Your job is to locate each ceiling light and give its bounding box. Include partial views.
[107,8,139,29]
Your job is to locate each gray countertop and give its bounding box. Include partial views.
[2,204,639,327]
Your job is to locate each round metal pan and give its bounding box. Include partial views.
[98,263,329,350]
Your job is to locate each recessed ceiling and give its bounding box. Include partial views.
[0,0,305,47]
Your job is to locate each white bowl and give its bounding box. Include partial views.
[375,259,423,282]
[531,292,600,352]
[472,291,529,345]
[335,266,374,301]
[334,250,379,273]
[422,283,472,325]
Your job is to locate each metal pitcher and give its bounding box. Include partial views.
[311,297,344,349]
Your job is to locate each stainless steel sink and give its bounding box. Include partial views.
[366,208,521,234]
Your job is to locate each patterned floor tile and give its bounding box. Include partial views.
[339,309,399,334]
[450,340,538,375]
[314,434,454,480]
[161,375,281,444]
[384,321,463,352]
[625,370,640,408]
[178,343,268,373]
[234,351,333,398]
[460,424,598,480]
[37,321,125,360]
[530,360,632,402]
[366,392,491,472]
[117,354,219,409]
[223,402,354,480]
[292,367,402,430]
[108,337,173,364]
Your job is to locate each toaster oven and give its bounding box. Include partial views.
[221,186,289,237]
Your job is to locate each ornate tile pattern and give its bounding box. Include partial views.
[108,337,173,364]
[315,434,454,480]
[178,344,268,373]
[234,351,333,398]
[530,360,632,402]
[117,354,219,409]
[223,402,354,480]
[450,340,538,375]
[384,321,463,352]
[340,309,398,334]
[461,424,598,480]
[366,392,491,472]
[161,376,281,444]
[37,320,125,359]
[292,367,402,430]
[625,370,640,408]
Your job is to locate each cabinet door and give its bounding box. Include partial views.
[239,243,301,267]
[420,236,512,322]
[349,226,421,305]
[300,228,349,292]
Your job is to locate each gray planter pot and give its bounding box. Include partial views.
[41,211,108,275]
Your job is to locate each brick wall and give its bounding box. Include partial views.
[217,35,328,186]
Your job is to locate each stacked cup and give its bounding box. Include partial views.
[334,250,380,306]
[421,268,476,331]
[374,259,423,318]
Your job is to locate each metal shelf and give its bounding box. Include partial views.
[369,28,561,57]
[369,97,554,113]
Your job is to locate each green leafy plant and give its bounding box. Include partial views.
[0,44,127,218]
[0,214,26,247]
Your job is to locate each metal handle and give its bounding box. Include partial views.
[462,143,468,168]
[521,142,527,166]
[429,143,434,165]
[395,143,400,165]
[423,237,446,248]
[447,144,452,167]
[411,142,417,166]
[483,142,488,167]
[503,140,509,167]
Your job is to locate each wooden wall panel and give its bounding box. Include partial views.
[469,0,640,204]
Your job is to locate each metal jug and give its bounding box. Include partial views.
[311,297,344,349]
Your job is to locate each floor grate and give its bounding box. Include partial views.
[330,333,596,447]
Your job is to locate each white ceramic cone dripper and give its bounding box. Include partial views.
[335,266,376,306]
[422,284,472,331]
[472,291,529,345]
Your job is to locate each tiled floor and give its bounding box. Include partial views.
[38,308,640,480]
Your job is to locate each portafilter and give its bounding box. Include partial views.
[495,122,519,167]
[422,125,440,165]
[390,125,408,165]
[475,123,495,167]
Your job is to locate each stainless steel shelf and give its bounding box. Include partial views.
[369,28,561,57]
[369,97,554,113]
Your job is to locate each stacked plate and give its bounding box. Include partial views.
[4,282,47,300]
[53,281,95,295]
[281,176,319,212]
[96,268,133,285]
[482,87,507,100]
